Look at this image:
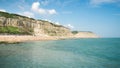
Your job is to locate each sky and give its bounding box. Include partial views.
[0,0,120,37]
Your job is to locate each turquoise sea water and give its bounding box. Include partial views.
[0,38,120,68]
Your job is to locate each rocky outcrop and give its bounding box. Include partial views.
[0,11,72,36]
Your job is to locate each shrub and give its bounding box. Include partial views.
[72,31,79,34]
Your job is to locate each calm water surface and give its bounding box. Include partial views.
[0,38,120,68]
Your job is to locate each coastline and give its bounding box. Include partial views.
[0,35,99,43]
[0,35,57,43]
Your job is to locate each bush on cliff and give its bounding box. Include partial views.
[0,26,31,35]
[72,31,79,34]
[0,26,20,34]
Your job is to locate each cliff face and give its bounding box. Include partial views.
[0,11,72,36]
[73,31,99,38]
[0,11,98,38]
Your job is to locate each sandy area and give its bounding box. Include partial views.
[0,35,99,43]
[0,35,59,43]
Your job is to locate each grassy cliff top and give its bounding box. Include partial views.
[0,11,35,20]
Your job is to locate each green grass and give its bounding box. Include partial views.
[0,26,20,34]
[0,26,32,35]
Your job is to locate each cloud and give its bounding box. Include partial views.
[44,19,52,22]
[18,11,34,18]
[48,9,57,14]
[65,24,74,29]
[31,2,40,11]
[55,22,60,25]
[31,2,57,15]
[90,0,120,5]
[0,9,6,12]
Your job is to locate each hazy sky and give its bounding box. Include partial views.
[0,0,120,37]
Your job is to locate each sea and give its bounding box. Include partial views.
[0,38,120,68]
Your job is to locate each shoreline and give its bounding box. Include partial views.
[0,35,58,43]
[0,35,98,43]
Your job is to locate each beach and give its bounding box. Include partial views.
[0,35,58,43]
[0,34,99,43]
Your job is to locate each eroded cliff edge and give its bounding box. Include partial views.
[0,11,99,39]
